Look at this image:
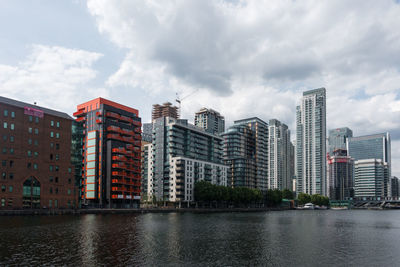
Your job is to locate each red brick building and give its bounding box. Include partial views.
[74,98,141,208]
[0,96,76,209]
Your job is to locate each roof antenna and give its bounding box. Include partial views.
[34,102,37,105]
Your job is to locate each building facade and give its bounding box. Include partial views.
[328,127,353,155]
[296,88,327,196]
[194,108,225,135]
[152,102,179,120]
[267,119,293,190]
[74,98,142,208]
[222,124,256,188]
[390,176,400,199]
[347,132,391,196]
[147,117,227,203]
[354,159,388,200]
[233,118,268,192]
[0,96,76,209]
[327,149,354,200]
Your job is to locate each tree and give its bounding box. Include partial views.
[297,192,311,205]
[266,189,283,206]
[282,189,294,199]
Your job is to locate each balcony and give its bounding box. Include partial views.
[73,108,85,117]
[76,116,85,122]
[96,119,102,124]
[96,111,102,116]
[106,112,120,120]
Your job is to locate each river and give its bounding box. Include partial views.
[1,210,400,266]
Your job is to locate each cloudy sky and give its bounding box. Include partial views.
[0,0,399,176]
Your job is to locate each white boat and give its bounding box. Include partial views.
[302,203,315,210]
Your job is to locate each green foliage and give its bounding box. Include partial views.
[265,189,283,206]
[282,189,294,199]
[310,194,330,206]
[194,181,262,205]
[297,193,311,205]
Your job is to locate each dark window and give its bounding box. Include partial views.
[2,172,6,179]
[2,160,5,166]
[28,139,32,145]
[55,177,59,183]
[50,187,53,194]
[9,173,13,180]
[9,148,14,154]
[68,178,71,184]
[49,176,54,182]
[50,142,54,148]
[10,136,14,142]
[50,154,53,160]
[9,160,13,167]
[55,188,58,194]
[29,115,33,122]
[55,166,59,172]
[34,140,38,146]
[56,144,60,150]
[2,135,6,141]
[2,148,6,154]
[1,185,5,192]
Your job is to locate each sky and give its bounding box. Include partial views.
[0,0,399,177]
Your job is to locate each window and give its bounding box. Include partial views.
[10,124,14,130]
[3,110,8,117]
[34,128,39,134]
[34,140,38,146]
[33,163,38,170]
[49,176,54,182]
[3,122,7,129]
[50,154,53,160]
[56,133,60,139]
[9,173,13,180]
[2,172,5,179]
[50,132,54,138]
[68,178,71,184]
[28,115,33,122]
[55,188,58,194]
[1,185,5,192]
[55,166,59,172]
[56,121,60,128]
[1,198,4,207]
[49,165,53,172]
[68,167,72,173]
[27,162,32,169]
[35,117,39,123]
[2,135,6,141]
[50,187,53,194]
[55,177,59,183]
[9,186,13,192]
[68,189,71,195]
[55,199,58,208]
[27,150,32,157]
[28,138,32,145]
[49,199,52,208]
[2,160,5,166]
[56,144,60,150]
[11,111,15,118]
[2,148,6,154]
[9,148,14,154]
[9,160,13,167]
[10,136,14,142]
[50,142,54,148]
[51,120,54,127]
[55,154,59,161]
[28,127,33,133]
[34,151,38,157]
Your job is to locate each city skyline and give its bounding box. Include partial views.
[0,0,399,177]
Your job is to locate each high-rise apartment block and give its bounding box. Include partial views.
[194,108,225,135]
[327,149,354,200]
[267,119,293,190]
[390,176,400,199]
[328,127,353,155]
[347,132,391,197]
[152,102,179,120]
[354,159,389,200]
[296,88,327,196]
[74,98,142,208]
[146,117,227,203]
[222,124,256,188]
[0,96,76,209]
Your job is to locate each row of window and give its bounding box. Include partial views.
[2,148,14,154]
[2,172,14,179]
[1,160,14,167]
[2,110,15,118]
[2,135,14,142]
[1,185,13,192]
[3,122,15,130]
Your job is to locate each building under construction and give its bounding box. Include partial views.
[152,102,179,120]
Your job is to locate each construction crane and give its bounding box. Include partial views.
[175,89,199,118]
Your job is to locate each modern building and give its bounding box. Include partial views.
[296,88,327,196]
[328,127,353,155]
[147,117,227,203]
[233,118,268,192]
[141,141,152,202]
[222,123,256,188]
[0,96,76,209]
[327,149,354,200]
[194,108,225,135]
[152,102,179,120]
[267,119,293,190]
[74,98,142,208]
[390,176,399,199]
[354,159,389,200]
[142,122,153,143]
[347,132,391,196]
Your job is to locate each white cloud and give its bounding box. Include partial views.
[86,0,400,176]
[0,44,108,114]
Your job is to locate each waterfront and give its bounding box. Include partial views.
[1,210,400,266]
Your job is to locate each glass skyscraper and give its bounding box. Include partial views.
[296,88,327,196]
[328,127,353,155]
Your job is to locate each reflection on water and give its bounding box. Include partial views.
[1,210,400,266]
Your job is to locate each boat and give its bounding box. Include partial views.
[302,203,315,210]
